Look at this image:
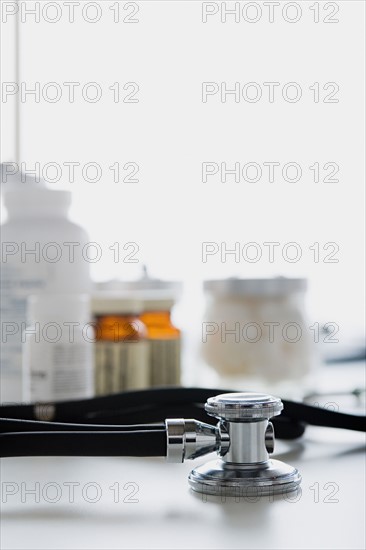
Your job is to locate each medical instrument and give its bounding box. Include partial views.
[1,387,365,497]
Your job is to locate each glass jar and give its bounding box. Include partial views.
[202,277,314,383]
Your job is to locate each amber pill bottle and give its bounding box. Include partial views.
[140,296,181,386]
[92,296,149,395]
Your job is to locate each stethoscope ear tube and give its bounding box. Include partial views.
[269,416,306,439]
[281,399,366,432]
[0,387,364,440]
[0,388,364,464]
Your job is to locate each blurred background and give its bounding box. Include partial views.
[1,1,365,402]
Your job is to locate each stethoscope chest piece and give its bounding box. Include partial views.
[188,392,301,497]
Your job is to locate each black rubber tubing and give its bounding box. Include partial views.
[281,400,366,432]
[0,410,305,441]
[0,417,166,434]
[0,429,167,458]
[0,387,364,444]
[0,388,239,422]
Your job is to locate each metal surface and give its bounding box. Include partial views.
[188,391,301,496]
[222,420,269,464]
[205,392,283,421]
[165,418,229,462]
[188,458,301,497]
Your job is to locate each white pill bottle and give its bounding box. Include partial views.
[24,294,94,403]
[0,164,92,403]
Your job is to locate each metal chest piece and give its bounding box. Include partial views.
[188,392,301,497]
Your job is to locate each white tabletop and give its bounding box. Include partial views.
[1,365,365,550]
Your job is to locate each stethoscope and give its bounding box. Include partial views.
[1,387,365,497]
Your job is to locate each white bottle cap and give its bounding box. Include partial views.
[134,290,176,312]
[93,287,178,312]
[1,163,71,217]
[95,266,182,296]
[91,292,143,315]
[204,277,307,297]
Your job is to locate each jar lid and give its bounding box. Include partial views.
[96,266,182,295]
[96,278,182,293]
[91,293,143,315]
[139,290,176,312]
[203,277,307,296]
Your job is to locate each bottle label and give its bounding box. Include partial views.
[95,341,149,395]
[149,338,181,386]
[29,340,94,402]
[1,264,49,402]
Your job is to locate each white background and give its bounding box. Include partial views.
[1,0,365,340]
